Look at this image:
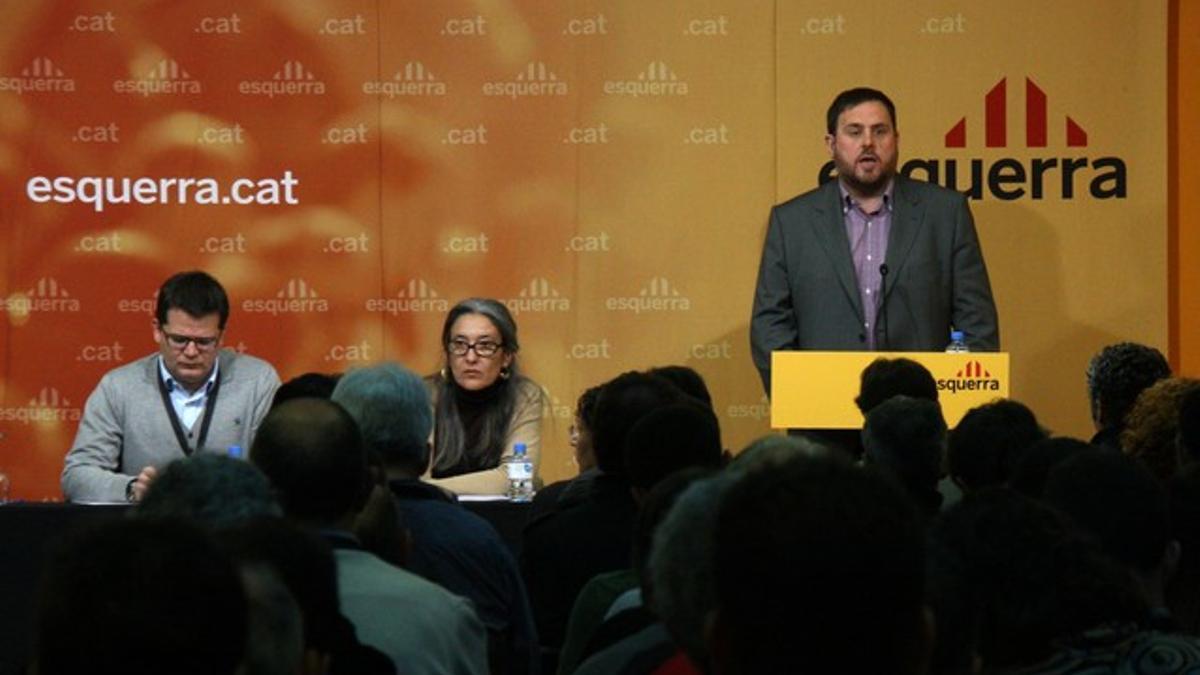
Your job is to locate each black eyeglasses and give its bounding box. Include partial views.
[448,339,502,357]
[162,331,221,351]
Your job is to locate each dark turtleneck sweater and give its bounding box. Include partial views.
[433,379,506,478]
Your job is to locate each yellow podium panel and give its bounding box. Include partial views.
[770,351,1011,429]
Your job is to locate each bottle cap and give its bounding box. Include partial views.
[513,442,527,456]
[950,330,964,341]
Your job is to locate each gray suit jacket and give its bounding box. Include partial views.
[61,349,279,502]
[750,175,999,392]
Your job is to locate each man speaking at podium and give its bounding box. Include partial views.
[751,87,999,393]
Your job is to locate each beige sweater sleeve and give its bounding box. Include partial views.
[426,379,545,496]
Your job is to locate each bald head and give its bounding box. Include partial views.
[250,398,368,524]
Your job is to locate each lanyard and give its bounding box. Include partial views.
[156,368,222,456]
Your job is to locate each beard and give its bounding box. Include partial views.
[840,169,892,196]
[833,152,897,198]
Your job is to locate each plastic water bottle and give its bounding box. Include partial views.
[945,330,970,353]
[504,443,534,502]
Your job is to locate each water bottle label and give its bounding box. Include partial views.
[506,462,533,481]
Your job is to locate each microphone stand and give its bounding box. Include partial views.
[877,263,889,351]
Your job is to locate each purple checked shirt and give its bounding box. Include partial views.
[840,181,893,350]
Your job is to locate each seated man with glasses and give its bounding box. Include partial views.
[62,270,280,503]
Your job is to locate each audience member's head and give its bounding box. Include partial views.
[855,357,938,414]
[1043,451,1176,602]
[272,372,343,409]
[331,362,433,477]
[711,454,929,675]
[649,470,736,670]
[237,562,305,675]
[1122,377,1200,482]
[33,518,246,675]
[136,453,281,528]
[570,384,603,473]
[1086,342,1171,434]
[732,433,830,469]
[218,517,393,675]
[948,399,1046,492]
[1007,436,1094,498]
[929,488,1145,671]
[647,437,832,671]
[589,371,683,476]
[861,395,946,515]
[1180,387,1200,466]
[646,365,714,408]
[625,402,723,493]
[250,398,370,525]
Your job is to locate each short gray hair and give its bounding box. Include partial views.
[332,362,433,468]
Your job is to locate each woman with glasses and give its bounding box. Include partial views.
[425,297,545,495]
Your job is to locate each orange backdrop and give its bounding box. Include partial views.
[0,1,1183,500]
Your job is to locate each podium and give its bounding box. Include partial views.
[770,351,1010,429]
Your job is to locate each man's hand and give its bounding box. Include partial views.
[128,466,158,502]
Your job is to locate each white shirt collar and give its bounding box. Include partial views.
[157,354,220,395]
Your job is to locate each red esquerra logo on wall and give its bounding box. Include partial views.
[923,77,1125,200]
[944,78,1088,149]
[819,77,1127,201]
[937,360,1000,394]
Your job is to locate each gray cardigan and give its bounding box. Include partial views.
[61,349,279,502]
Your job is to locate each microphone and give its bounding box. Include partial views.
[877,263,889,351]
